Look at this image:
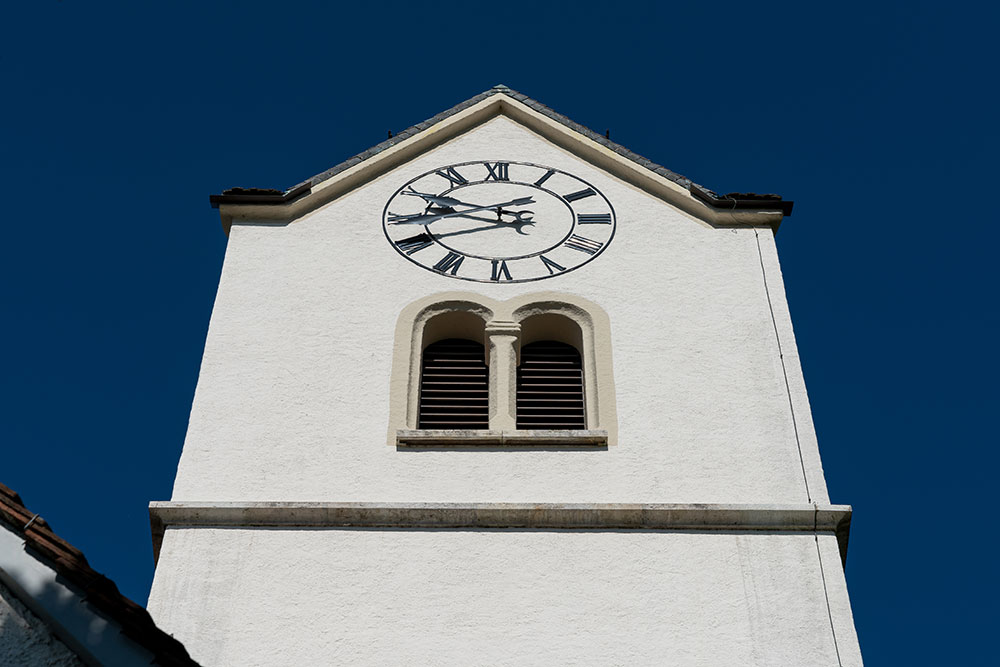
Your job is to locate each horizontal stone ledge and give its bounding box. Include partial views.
[396,429,609,447]
[150,502,851,564]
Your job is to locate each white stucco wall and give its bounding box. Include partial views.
[0,581,84,667]
[148,527,860,667]
[169,116,828,505]
[149,113,861,664]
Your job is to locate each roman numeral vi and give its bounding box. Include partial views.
[491,259,512,282]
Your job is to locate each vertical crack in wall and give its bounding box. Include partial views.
[815,506,844,666]
[753,228,811,503]
[754,228,844,664]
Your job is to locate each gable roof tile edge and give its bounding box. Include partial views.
[0,482,199,667]
[209,85,793,218]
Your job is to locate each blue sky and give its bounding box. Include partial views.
[2,2,997,663]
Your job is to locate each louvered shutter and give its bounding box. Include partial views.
[418,338,489,429]
[516,341,585,429]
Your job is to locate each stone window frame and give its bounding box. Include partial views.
[388,292,618,447]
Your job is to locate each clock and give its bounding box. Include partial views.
[383,161,616,283]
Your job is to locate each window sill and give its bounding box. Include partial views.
[396,429,608,448]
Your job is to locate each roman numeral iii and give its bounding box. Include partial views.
[577,213,612,225]
[564,235,604,255]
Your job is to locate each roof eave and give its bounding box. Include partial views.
[209,182,311,209]
[210,86,792,234]
[0,483,200,666]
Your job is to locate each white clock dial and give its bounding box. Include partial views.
[383,161,616,283]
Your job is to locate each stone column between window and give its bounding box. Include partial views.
[485,320,521,431]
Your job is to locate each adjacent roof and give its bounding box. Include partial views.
[209,85,792,220]
[0,482,198,667]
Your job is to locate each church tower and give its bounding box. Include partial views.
[147,86,862,665]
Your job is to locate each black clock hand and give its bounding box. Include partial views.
[400,188,526,213]
[387,207,453,223]
[451,209,534,224]
[431,218,534,239]
[388,197,535,225]
[400,188,537,217]
[430,223,506,239]
[445,212,536,235]
[399,188,465,209]
[445,207,533,222]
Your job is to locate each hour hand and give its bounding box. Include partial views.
[388,197,535,225]
[446,210,536,235]
[387,206,453,224]
[399,188,465,209]
[401,188,528,212]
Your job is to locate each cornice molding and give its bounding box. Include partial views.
[150,501,850,566]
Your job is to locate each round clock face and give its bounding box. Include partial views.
[383,161,615,283]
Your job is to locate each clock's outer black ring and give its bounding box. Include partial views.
[382,160,617,284]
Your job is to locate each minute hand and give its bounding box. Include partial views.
[389,197,534,225]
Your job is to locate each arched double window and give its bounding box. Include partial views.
[390,293,617,447]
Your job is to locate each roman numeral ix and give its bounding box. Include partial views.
[395,233,433,255]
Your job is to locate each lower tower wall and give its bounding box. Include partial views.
[148,527,861,666]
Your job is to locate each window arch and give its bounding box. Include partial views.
[389,292,618,447]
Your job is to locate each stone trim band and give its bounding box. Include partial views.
[150,502,851,565]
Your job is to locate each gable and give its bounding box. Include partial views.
[210,85,791,234]
[222,116,772,290]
